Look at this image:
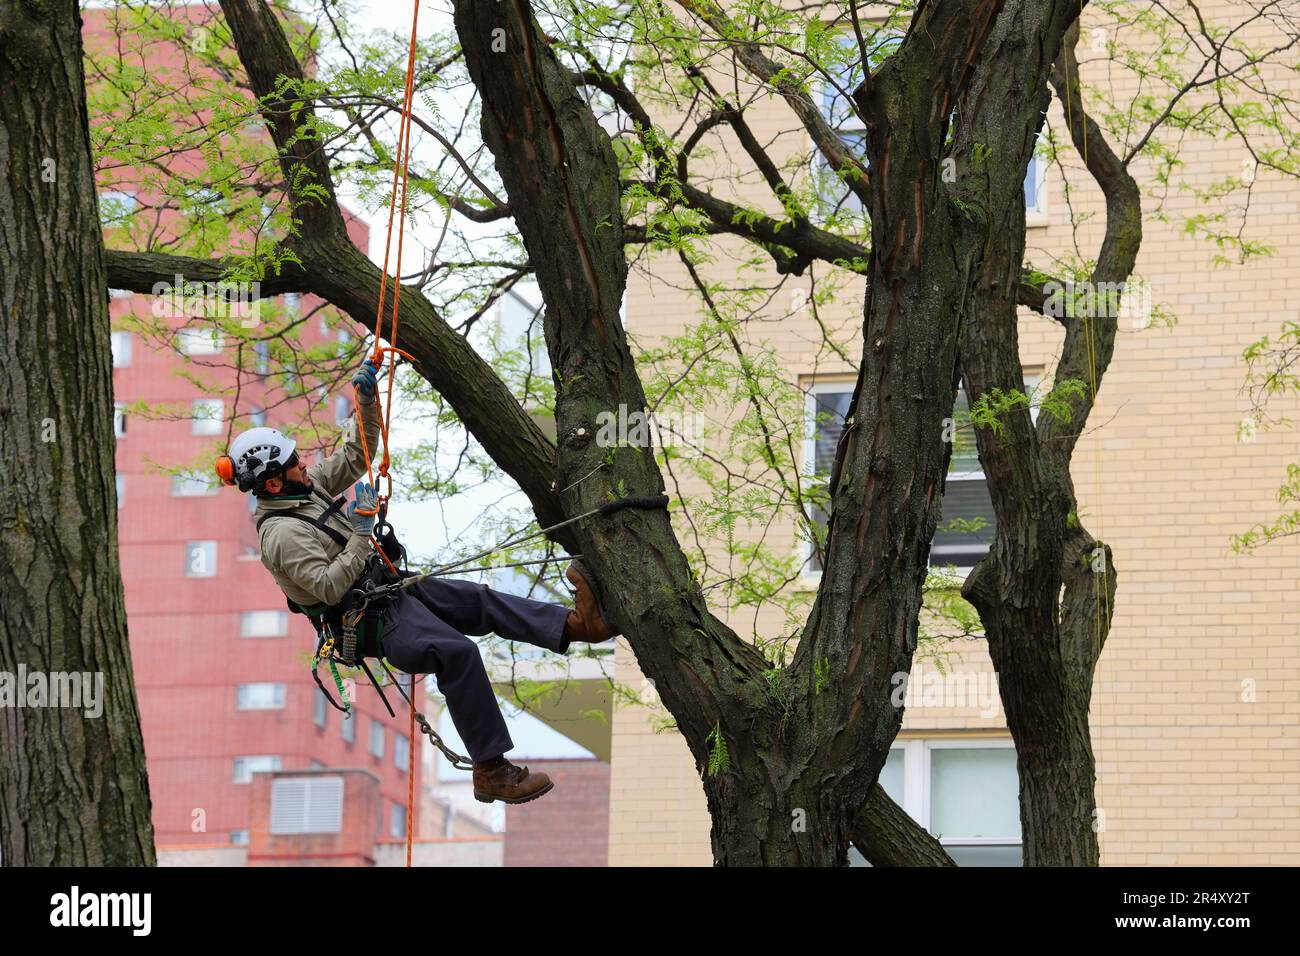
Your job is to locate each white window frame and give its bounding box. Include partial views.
[232,754,281,784]
[114,403,127,439]
[240,610,287,638]
[813,35,1049,225]
[177,327,225,356]
[115,474,125,509]
[313,690,327,728]
[799,378,854,583]
[390,801,407,840]
[341,713,355,744]
[369,720,385,759]
[171,470,217,497]
[191,399,225,436]
[1024,140,1048,226]
[869,737,1022,864]
[801,375,1042,584]
[236,682,286,711]
[394,732,410,772]
[921,738,1022,856]
[110,331,132,368]
[812,33,900,220]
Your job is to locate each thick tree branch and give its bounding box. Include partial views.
[218,0,349,241]
[851,786,958,867]
[1037,19,1142,466]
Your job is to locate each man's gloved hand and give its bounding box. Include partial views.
[351,359,380,398]
[347,481,377,536]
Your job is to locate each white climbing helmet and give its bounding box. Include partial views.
[216,426,297,493]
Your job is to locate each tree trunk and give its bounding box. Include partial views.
[959,21,1138,865]
[0,0,155,865]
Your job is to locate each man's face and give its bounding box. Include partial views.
[282,452,311,486]
[263,451,311,495]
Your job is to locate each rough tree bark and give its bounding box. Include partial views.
[0,0,155,865]
[959,22,1137,865]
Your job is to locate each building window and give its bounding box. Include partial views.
[369,720,385,759]
[110,331,132,368]
[1024,137,1045,221]
[803,383,854,573]
[817,36,1044,220]
[249,405,267,427]
[816,33,901,217]
[113,403,127,439]
[395,732,410,772]
[232,754,281,784]
[230,829,249,846]
[254,342,270,375]
[313,691,327,729]
[177,327,224,356]
[236,682,286,710]
[171,471,216,497]
[115,474,125,509]
[849,739,1022,866]
[804,378,1043,577]
[390,801,407,840]
[341,713,355,744]
[191,399,224,436]
[334,395,351,427]
[240,610,287,638]
[185,540,217,578]
[931,385,996,571]
[270,776,344,834]
[284,293,301,315]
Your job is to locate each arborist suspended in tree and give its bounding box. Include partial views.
[214,359,615,805]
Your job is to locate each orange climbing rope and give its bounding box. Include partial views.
[352,0,420,522]
[348,0,423,866]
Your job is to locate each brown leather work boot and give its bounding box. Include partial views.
[564,561,617,643]
[472,758,554,805]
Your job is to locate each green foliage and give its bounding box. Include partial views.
[705,721,730,777]
[969,388,1032,435]
[1234,319,1300,553]
[813,655,830,695]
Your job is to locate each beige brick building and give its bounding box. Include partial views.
[606,1,1300,865]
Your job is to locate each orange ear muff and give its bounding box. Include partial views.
[215,456,236,486]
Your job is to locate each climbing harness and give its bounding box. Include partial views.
[319,493,669,720]
[345,494,672,612]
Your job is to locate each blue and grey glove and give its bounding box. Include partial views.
[351,359,380,398]
[347,481,377,536]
